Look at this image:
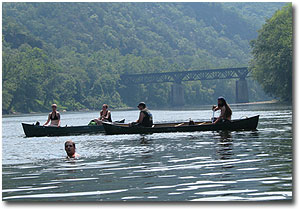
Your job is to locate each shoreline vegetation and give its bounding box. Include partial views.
[2,100,281,117]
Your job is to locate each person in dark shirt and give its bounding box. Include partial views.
[94,104,112,125]
[134,102,153,127]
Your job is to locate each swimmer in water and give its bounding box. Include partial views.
[65,140,80,158]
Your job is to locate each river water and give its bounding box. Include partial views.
[2,104,292,201]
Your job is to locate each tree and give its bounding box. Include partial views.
[250,3,292,103]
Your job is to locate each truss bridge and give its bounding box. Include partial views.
[120,67,250,106]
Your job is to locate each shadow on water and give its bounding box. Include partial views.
[138,135,154,163]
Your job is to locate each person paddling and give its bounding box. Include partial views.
[212,97,232,124]
[131,102,153,127]
[65,140,79,159]
[43,104,61,127]
[94,104,112,125]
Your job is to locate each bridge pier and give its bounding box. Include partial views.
[236,78,249,103]
[171,83,185,106]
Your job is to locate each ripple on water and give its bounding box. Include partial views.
[195,189,258,196]
[176,184,225,191]
[51,177,99,182]
[3,189,128,200]
[121,196,144,200]
[11,176,39,180]
[2,186,58,193]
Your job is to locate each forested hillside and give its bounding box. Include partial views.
[222,2,286,29]
[2,2,286,114]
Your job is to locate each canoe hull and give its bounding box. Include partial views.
[103,115,259,135]
[22,123,105,137]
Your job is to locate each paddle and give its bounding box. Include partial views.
[175,123,185,127]
[211,105,217,123]
[197,122,208,126]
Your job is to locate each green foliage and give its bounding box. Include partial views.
[250,3,292,103]
[2,45,58,113]
[222,2,286,29]
[2,2,286,113]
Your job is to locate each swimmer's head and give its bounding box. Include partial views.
[65,140,76,157]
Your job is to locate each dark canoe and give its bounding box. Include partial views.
[22,119,125,137]
[102,115,259,135]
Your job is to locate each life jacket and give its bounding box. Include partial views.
[140,109,153,127]
[101,110,112,122]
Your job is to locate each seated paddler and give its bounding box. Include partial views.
[130,102,153,127]
[93,104,112,125]
[43,104,61,127]
[212,97,232,124]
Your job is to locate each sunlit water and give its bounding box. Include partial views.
[2,104,292,201]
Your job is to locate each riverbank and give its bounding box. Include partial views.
[2,100,280,117]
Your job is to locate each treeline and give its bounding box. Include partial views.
[250,3,292,103]
[2,2,285,114]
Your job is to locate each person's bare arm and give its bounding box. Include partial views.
[213,110,222,124]
[57,112,61,127]
[137,112,144,123]
[213,116,221,124]
[213,107,224,124]
[212,105,220,112]
[43,114,51,126]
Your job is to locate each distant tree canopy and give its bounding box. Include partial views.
[2,2,286,114]
[250,3,292,103]
[222,2,287,29]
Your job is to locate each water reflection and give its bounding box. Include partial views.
[140,135,151,145]
[249,131,259,138]
[219,130,232,141]
[215,131,233,161]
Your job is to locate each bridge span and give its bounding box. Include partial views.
[120,67,250,106]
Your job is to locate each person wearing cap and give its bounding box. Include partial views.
[212,97,232,124]
[65,140,80,159]
[43,104,61,127]
[93,104,112,125]
[133,102,153,127]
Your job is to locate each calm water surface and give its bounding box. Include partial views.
[2,104,292,201]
